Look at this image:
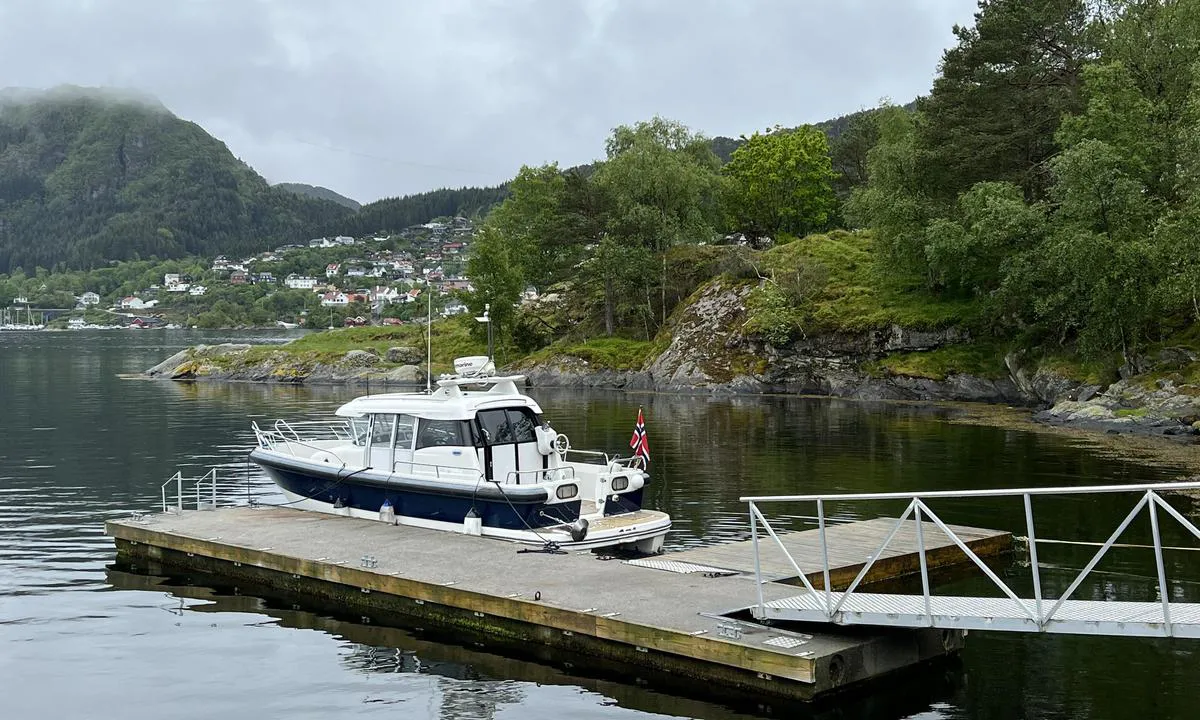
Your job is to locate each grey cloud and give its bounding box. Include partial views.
[0,0,978,203]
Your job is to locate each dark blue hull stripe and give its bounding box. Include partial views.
[259,463,580,530]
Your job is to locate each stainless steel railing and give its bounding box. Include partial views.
[160,469,220,513]
[742,481,1200,634]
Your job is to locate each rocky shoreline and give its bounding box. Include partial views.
[144,279,1200,444]
[145,343,428,385]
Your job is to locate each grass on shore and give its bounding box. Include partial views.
[754,230,981,335]
[866,341,1011,381]
[199,316,486,374]
[517,337,656,371]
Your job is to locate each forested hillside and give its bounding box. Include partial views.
[465,0,1200,383]
[0,87,353,273]
[330,185,510,237]
[848,0,1200,365]
[274,182,361,210]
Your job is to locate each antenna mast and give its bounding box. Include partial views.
[425,288,432,393]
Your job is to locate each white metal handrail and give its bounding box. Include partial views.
[160,468,221,513]
[743,481,1200,636]
[504,467,577,485]
[393,459,485,483]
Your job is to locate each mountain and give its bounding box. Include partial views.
[274,182,360,210]
[329,185,510,237]
[708,101,919,162]
[0,86,353,272]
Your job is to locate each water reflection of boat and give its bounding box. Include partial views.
[250,356,670,552]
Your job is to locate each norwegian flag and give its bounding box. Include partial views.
[629,407,650,464]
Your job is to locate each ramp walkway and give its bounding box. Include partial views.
[743,482,1200,638]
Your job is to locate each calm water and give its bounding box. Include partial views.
[2,331,1199,719]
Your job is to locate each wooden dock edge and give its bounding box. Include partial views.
[107,519,965,702]
[811,531,1015,591]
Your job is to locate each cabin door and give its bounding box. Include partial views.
[478,408,543,484]
[391,414,416,475]
[367,414,397,470]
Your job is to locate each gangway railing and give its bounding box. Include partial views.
[160,469,220,513]
[743,481,1200,638]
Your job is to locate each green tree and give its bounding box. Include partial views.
[845,105,939,279]
[924,181,1046,296]
[484,164,576,291]
[918,0,1094,201]
[593,116,724,331]
[723,125,836,240]
[464,225,523,347]
[829,110,881,202]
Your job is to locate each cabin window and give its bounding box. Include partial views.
[477,408,540,446]
[370,414,396,447]
[394,414,417,451]
[478,409,513,445]
[415,419,471,449]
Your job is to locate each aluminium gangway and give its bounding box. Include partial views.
[744,481,1200,638]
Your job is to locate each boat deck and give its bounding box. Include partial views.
[107,507,1011,702]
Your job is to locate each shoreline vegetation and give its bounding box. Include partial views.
[141,328,1200,482]
[11,3,1200,473]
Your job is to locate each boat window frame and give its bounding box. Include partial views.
[474,407,544,482]
[476,407,542,448]
[414,417,475,450]
[394,414,417,454]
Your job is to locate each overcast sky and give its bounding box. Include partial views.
[0,0,979,203]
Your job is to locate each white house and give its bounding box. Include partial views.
[325,263,340,278]
[309,237,336,248]
[79,291,101,306]
[320,291,349,307]
[189,285,208,296]
[120,296,155,310]
[166,282,191,293]
[163,273,181,287]
[441,300,469,317]
[285,274,318,290]
[370,286,402,304]
[345,266,367,278]
[211,256,233,271]
[334,235,355,245]
[14,296,29,304]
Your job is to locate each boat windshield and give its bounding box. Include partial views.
[349,417,369,445]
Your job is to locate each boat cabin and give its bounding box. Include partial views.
[333,376,559,485]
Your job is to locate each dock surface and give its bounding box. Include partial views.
[666,517,1011,588]
[107,508,1010,701]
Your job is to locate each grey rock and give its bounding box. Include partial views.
[1029,368,1082,405]
[145,349,191,377]
[380,365,425,383]
[1156,346,1197,368]
[343,350,379,367]
[1075,385,1102,403]
[385,346,424,364]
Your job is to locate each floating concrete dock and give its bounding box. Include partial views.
[667,516,1012,588]
[106,508,1011,702]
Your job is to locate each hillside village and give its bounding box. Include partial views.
[2,216,499,329]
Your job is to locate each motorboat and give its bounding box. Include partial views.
[249,356,670,553]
